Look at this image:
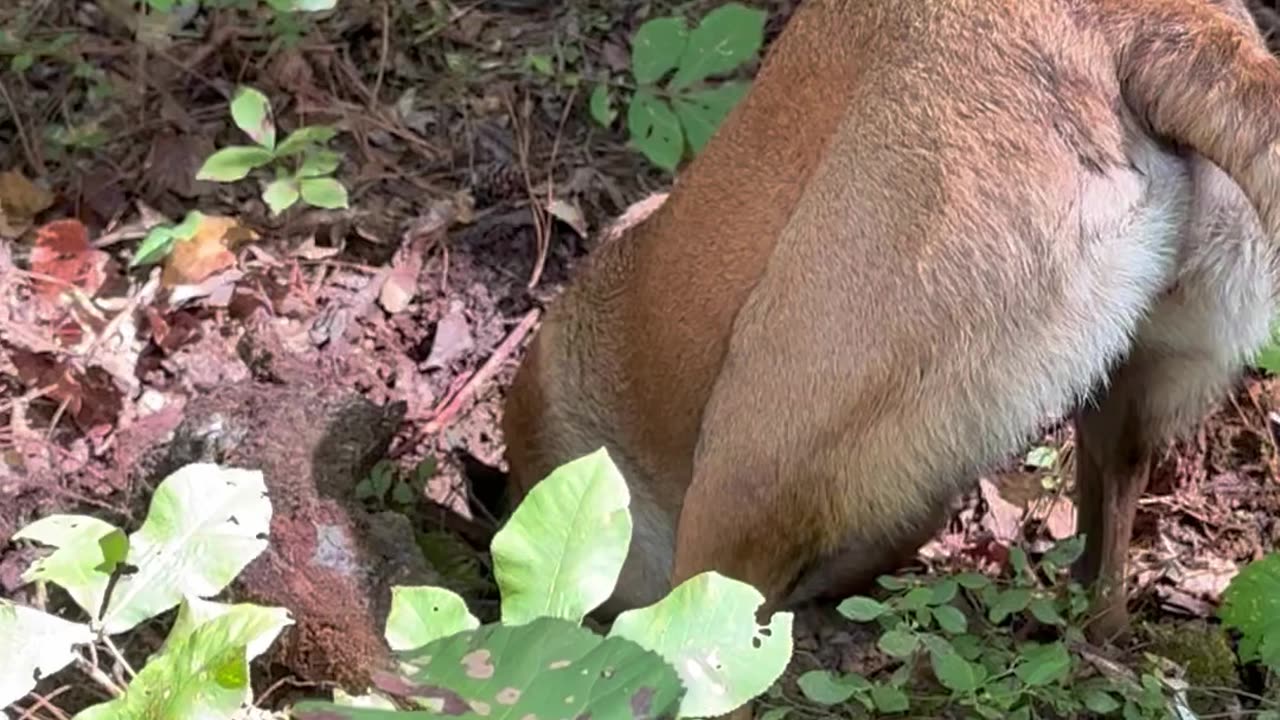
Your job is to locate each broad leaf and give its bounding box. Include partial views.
[797,670,870,705]
[610,571,793,718]
[73,602,288,720]
[627,90,684,171]
[491,447,632,626]
[161,597,293,663]
[1013,642,1071,687]
[589,83,616,127]
[668,3,766,90]
[837,596,892,622]
[298,150,342,178]
[293,616,683,720]
[299,177,350,209]
[14,514,126,619]
[264,178,301,215]
[195,146,274,182]
[630,16,688,85]
[132,211,205,267]
[672,81,749,152]
[230,86,275,150]
[1221,553,1280,669]
[931,605,968,634]
[0,601,93,708]
[927,640,986,693]
[870,684,910,713]
[384,586,479,652]
[274,125,337,157]
[99,463,272,635]
[877,629,919,658]
[987,588,1031,624]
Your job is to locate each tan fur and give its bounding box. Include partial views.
[502,0,1280,664]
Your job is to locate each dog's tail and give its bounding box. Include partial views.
[1114,0,1280,238]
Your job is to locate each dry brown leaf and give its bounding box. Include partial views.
[161,214,257,287]
[546,197,588,239]
[29,219,111,300]
[0,170,55,238]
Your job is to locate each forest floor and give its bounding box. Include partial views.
[4,0,1280,717]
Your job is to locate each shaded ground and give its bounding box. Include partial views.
[3,0,1280,716]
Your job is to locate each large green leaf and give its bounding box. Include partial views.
[627,90,684,171]
[230,86,275,150]
[668,3,766,90]
[292,616,684,720]
[672,81,749,153]
[73,601,288,720]
[99,463,272,635]
[13,514,127,619]
[630,16,688,85]
[384,586,479,652]
[609,571,793,718]
[0,601,93,708]
[1220,552,1280,670]
[490,447,632,626]
[160,596,293,663]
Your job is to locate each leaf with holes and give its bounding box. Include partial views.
[98,463,272,635]
[609,571,793,718]
[672,80,748,153]
[491,448,632,627]
[13,514,127,619]
[230,86,275,150]
[0,601,93,708]
[627,90,684,171]
[668,3,766,90]
[196,146,275,182]
[631,16,688,84]
[385,586,479,652]
[292,616,683,720]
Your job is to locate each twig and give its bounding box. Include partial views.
[370,0,390,110]
[527,84,580,289]
[0,77,46,175]
[74,651,124,698]
[421,308,541,435]
[13,685,72,720]
[101,635,137,680]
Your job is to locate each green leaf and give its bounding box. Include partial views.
[956,572,991,590]
[837,596,892,622]
[230,85,275,150]
[383,586,479,652]
[1220,552,1280,669]
[263,178,301,215]
[870,684,910,713]
[988,588,1032,624]
[1028,596,1066,626]
[899,587,933,611]
[1253,318,1280,375]
[1083,689,1122,714]
[299,177,350,209]
[877,629,919,659]
[929,642,987,694]
[1013,642,1071,687]
[1041,536,1086,571]
[73,602,291,720]
[298,149,342,178]
[630,16,688,84]
[797,670,870,705]
[99,463,272,635]
[610,571,793,718]
[929,578,959,605]
[160,596,292,662]
[1024,445,1059,469]
[275,125,338,157]
[293,617,683,720]
[877,575,912,590]
[1009,546,1030,578]
[671,80,748,153]
[492,448,632,626]
[668,2,766,90]
[195,146,275,182]
[14,514,126,618]
[589,83,617,127]
[11,53,34,73]
[132,210,204,267]
[627,89,685,171]
[931,605,968,634]
[0,601,93,708]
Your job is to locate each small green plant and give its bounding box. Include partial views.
[591,2,766,171]
[196,85,349,215]
[795,538,1190,719]
[355,458,435,514]
[1219,551,1280,675]
[291,447,795,719]
[1253,318,1280,376]
[1,463,289,719]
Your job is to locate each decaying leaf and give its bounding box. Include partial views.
[546,197,588,239]
[161,214,257,287]
[29,219,111,300]
[10,350,125,432]
[0,170,55,238]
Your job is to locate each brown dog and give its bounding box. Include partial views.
[501,0,1280,654]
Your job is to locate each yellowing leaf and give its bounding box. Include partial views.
[161,214,257,287]
[0,169,55,238]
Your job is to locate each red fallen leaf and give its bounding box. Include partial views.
[144,306,203,353]
[10,350,125,433]
[29,218,110,299]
